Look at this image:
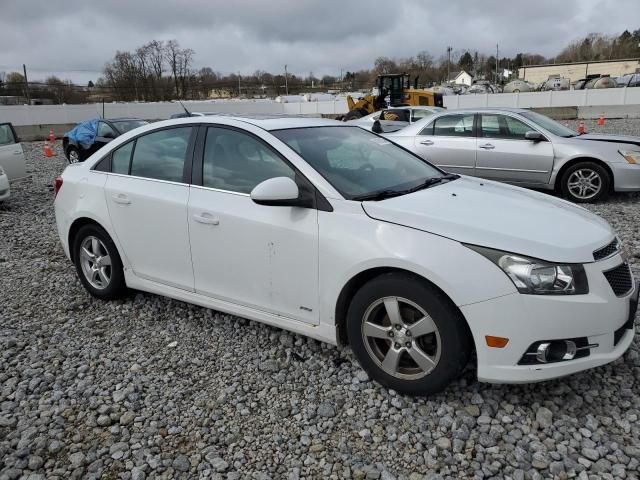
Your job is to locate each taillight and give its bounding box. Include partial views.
[53,176,63,198]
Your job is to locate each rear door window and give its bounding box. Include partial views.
[433,114,475,137]
[129,127,193,182]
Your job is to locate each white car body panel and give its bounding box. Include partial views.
[0,171,10,201]
[188,185,320,324]
[0,123,28,181]
[54,115,636,385]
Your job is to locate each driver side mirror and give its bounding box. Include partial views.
[102,131,115,139]
[372,120,383,134]
[251,177,302,207]
[524,131,545,142]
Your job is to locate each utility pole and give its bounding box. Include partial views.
[495,44,499,85]
[238,72,241,97]
[446,46,453,83]
[284,65,289,95]
[22,64,31,105]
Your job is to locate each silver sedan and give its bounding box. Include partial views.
[385,108,640,202]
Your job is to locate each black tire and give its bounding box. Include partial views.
[560,161,610,203]
[346,273,472,396]
[72,224,127,300]
[66,146,82,164]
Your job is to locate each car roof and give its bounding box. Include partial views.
[196,115,342,131]
[106,117,146,122]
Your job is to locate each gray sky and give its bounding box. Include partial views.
[0,0,637,84]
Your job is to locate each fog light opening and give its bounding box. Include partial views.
[536,340,577,363]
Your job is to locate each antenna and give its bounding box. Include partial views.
[178,100,191,117]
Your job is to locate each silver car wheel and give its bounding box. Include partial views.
[567,168,602,200]
[361,296,441,380]
[68,149,80,164]
[79,236,112,290]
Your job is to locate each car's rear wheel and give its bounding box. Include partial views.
[560,161,610,203]
[73,224,127,300]
[67,146,81,164]
[346,273,472,396]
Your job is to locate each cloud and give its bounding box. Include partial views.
[0,0,636,83]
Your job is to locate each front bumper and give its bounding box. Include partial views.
[611,161,640,192]
[462,254,637,383]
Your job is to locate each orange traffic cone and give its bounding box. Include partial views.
[597,115,605,126]
[577,120,585,135]
[43,140,53,158]
[49,130,56,143]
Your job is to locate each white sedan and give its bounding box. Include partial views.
[54,116,637,395]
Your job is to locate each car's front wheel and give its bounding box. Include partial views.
[346,273,472,396]
[73,224,127,300]
[560,161,610,203]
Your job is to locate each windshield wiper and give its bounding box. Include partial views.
[352,189,408,201]
[353,174,459,201]
[405,173,459,193]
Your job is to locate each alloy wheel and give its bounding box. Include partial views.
[361,296,441,380]
[567,169,602,200]
[79,236,112,290]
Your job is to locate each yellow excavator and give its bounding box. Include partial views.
[341,73,443,120]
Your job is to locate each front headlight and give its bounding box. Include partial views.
[619,150,640,164]
[466,245,589,295]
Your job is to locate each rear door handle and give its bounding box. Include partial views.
[419,139,434,146]
[112,193,131,205]
[479,143,495,150]
[193,213,220,225]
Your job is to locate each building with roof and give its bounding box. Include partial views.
[518,58,640,84]
[447,70,474,86]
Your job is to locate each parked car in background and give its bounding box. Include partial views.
[349,106,444,132]
[616,73,640,88]
[0,165,10,202]
[63,118,148,163]
[0,122,28,181]
[584,76,617,89]
[503,80,533,93]
[466,82,497,94]
[385,108,640,203]
[54,116,637,395]
[540,77,570,91]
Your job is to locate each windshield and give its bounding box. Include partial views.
[112,120,148,134]
[520,111,576,137]
[272,126,445,200]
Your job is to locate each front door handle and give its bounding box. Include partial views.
[112,193,131,205]
[419,139,434,146]
[193,213,220,225]
[479,143,495,150]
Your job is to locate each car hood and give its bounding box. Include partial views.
[573,133,640,147]
[362,176,613,263]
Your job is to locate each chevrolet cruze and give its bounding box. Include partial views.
[53,116,638,395]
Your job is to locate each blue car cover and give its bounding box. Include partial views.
[65,118,99,149]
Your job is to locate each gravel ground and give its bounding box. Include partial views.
[1,123,640,480]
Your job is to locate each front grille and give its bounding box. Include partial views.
[593,238,619,261]
[603,263,633,297]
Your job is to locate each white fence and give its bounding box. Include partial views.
[0,99,349,126]
[443,86,640,109]
[3,87,640,126]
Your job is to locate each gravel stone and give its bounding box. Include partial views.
[536,406,553,428]
[1,136,640,478]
